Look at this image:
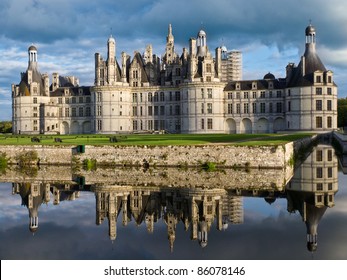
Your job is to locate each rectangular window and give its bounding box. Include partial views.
[72,107,77,117]
[269,103,273,113]
[252,103,256,113]
[236,104,241,114]
[327,88,332,95]
[33,97,37,104]
[206,64,212,73]
[207,103,212,114]
[316,183,323,191]
[175,105,180,115]
[228,103,232,114]
[228,92,232,99]
[316,100,322,110]
[243,103,249,114]
[86,107,91,117]
[276,91,282,98]
[207,88,213,98]
[316,87,322,95]
[132,93,138,103]
[207,118,213,129]
[133,120,138,130]
[316,150,323,161]
[260,91,265,98]
[288,101,291,112]
[133,106,137,116]
[252,92,257,98]
[160,92,165,102]
[316,116,323,128]
[154,106,159,116]
[97,120,102,131]
[97,106,102,116]
[148,106,153,116]
[244,92,248,99]
[260,103,266,113]
[276,102,282,113]
[201,119,205,129]
[148,92,153,102]
[160,106,165,115]
[65,108,69,117]
[328,149,333,161]
[79,97,83,103]
[327,116,332,128]
[316,167,323,178]
[328,167,333,178]
[201,103,204,114]
[327,100,332,111]
[79,107,83,117]
[175,91,180,101]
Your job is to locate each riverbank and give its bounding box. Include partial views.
[0,134,317,169]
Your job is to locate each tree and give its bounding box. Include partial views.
[0,121,12,133]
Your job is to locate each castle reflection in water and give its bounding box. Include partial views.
[11,144,338,252]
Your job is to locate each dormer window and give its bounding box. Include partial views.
[236,82,241,90]
[252,82,257,89]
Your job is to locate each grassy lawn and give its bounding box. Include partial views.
[0,133,315,146]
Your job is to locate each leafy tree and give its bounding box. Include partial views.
[0,121,12,133]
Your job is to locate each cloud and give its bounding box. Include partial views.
[1,0,347,120]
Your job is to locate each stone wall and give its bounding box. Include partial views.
[0,165,293,190]
[0,143,295,169]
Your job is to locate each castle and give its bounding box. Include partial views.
[11,24,337,135]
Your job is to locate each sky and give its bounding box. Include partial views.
[1,0,347,120]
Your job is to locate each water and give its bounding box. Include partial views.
[1,144,346,260]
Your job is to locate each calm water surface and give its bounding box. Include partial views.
[1,144,347,260]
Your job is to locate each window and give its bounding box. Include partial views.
[97,106,102,116]
[58,98,62,104]
[173,91,179,101]
[328,149,333,161]
[276,91,282,98]
[201,103,204,114]
[86,107,91,117]
[207,88,212,98]
[201,119,205,129]
[316,183,323,191]
[260,91,265,98]
[133,120,138,130]
[252,92,257,98]
[207,118,213,129]
[328,167,333,178]
[316,116,323,128]
[72,107,76,117]
[65,108,69,117]
[243,103,249,114]
[154,92,159,102]
[79,97,83,103]
[236,104,241,114]
[269,103,273,113]
[316,150,323,161]
[206,64,212,73]
[97,92,102,102]
[133,106,137,116]
[154,106,159,116]
[148,92,153,102]
[316,87,322,95]
[236,92,240,99]
[288,101,291,112]
[316,167,323,178]
[244,92,249,99]
[228,92,232,99]
[33,97,37,104]
[207,103,212,114]
[316,75,322,83]
[276,102,282,113]
[327,87,332,95]
[316,100,322,110]
[160,92,165,102]
[160,106,165,115]
[175,105,180,115]
[327,100,332,111]
[132,93,138,103]
[148,106,153,116]
[252,103,256,113]
[327,116,332,128]
[228,103,232,114]
[97,120,102,131]
[79,107,83,117]
[260,103,266,113]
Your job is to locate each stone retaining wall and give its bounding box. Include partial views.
[0,142,296,169]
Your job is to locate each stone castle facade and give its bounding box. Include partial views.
[11,24,337,134]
